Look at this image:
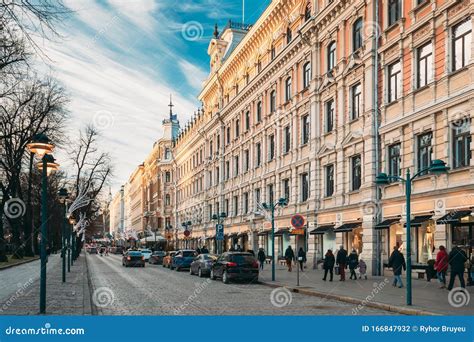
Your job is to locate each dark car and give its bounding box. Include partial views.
[149,251,166,265]
[189,254,217,277]
[122,251,145,267]
[171,250,197,271]
[210,252,259,284]
[162,251,177,268]
[111,246,124,254]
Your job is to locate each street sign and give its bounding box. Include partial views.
[291,214,305,229]
[291,228,305,235]
[216,224,224,241]
[183,230,190,238]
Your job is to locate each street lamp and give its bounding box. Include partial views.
[182,221,192,249]
[376,159,449,306]
[261,198,288,282]
[212,212,227,254]
[27,134,58,314]
[58,188,69,283]
[68,216,76,271]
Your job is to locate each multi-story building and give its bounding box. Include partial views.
[128,164,145,235]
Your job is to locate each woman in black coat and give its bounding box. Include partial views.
[348,249,359,280]
[323,249,335,281]
[297,247,307,272]
[388,246,406,288]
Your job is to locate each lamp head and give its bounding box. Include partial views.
[27,133,54,157]
[429,159,449,175]
[278,197,288,206]
[219,212,227,218]
[262,202,269,209]
[375,172,390,186]
[212,214,218,220]
[37,154,59,176]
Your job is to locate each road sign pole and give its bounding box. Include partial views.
[297,235,300,286]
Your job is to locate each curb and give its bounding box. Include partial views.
[0,257,40,271]
[259,281,440,316]
[84,253,96,316]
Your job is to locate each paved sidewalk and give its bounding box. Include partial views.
[0,253,92,315]
[259,264,474,315]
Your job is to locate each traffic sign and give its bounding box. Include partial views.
[291,228,305,235]
[216,224,224,241]
[291,214,305,229]
[183,230,190,237]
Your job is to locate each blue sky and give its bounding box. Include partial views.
[37,0,270,191]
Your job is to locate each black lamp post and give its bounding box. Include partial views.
[376,159,449,306]
[27,134,58,314]
[262,198,288,282]
[212,212,227,254]
[68,216,76,272]
[58,188,69,283]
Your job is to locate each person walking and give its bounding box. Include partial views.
[297,247,306,272]
[434,245,449,288]
[322,249,335,281]
[284,245,295,272]
[348,249,359,280]
[201,246,209,254]
[389,246,406,288]
[447,245,468,290]
[257,248,266,270]
[358,259,367,279]
[336,245,348,281]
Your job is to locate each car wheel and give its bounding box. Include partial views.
[198,268,203,278]
[210,269,216,280]
[222,271,229,284]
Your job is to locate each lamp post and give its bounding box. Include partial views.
[262,198,288,282]
[212,212,227,254]
[376,159,449,306]
[26,134,58,314]
[181,221,192,249]
[68,217,76,272]
[58,188,69,283]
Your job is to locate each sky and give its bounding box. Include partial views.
[36,0,271,192]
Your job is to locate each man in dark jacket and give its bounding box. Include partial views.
[447,245,468,290]
[297,247,306,272]
[257,248,266,270]
[285,246,295,272]
[200,246,209,254]
[323,249,335,281]
[348,249,359,280]
[336,245,348,281]
[389,246,406,288]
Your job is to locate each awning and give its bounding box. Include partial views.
[309,225,334,235]
[334,222,361,233]
[257,230,269,236]
[436,210,472,224]
[404,215,432,227]
[237,232,248,237]
[274,228,290,236]
[375,218,401,230]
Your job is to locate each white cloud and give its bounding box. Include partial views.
[178,59,208,91]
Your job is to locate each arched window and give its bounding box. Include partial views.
[303,62,311,88]
[256,101,262,122]
[353,18,363,51]
[327,41,336,71]
[304,3,311,21]
[286,27,292,44]
[285,77,292,102]
[270,90,276,113]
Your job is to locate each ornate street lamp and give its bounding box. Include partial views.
[376,159,449,306]
[58,188,69,283]
[27,134,57,314]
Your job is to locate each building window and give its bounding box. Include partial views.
[217,135,220,151]
[164,148,171,159]
[388,60,401,103]
[233,196,238,216]
[286,27,292,44]
[270,90,276,113]
[225,160,230,180]
[452,19,472,72]
[165,194,170,206]
[226,126,231,144]
[244,149,250,172]
[208,204,213,220]
[245,111,250,131]
[284,125,291,153]
[235,119,240,137]
[327,41,336,71]
[326,164,334,197]
[325,99,334,133]
[209,141,213,157]
[267,184,274,205]
[225,199,229,216]
[243,192,249,214]
[416,42,433,88]
[353,18,363,51]
[256,101,262,123]
[302,115,310,144]
[304,3,311,21]
[285,77,292,102]
[271,45,276,60]
[351,83,361,120]
[388,143,401,178]
[268,134,275,161]
[388,0,401,26]
[453,122,471,169]
[234,155,239,176]
[301,173,309,202]
[351,155,361,191]
[282,179,290,202]
[165,171,171,183]
[216,167,220,183]
[303,62,311,89]
[417,132,432,175]
[208,170,212,187]
[256,142,262,167]
[257,60,262,73]
[255,188,261,208]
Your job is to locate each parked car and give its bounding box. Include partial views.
[162,251,177,268]
[210,252,259,284]
[171,250,197,271]
[139,249,152,261]
[149,251,166,264]
[122,251,145,267]
[189,254,217,277]
[88,247,98,254]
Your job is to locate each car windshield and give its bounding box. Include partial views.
[182,251,195,257]
[229,254,255,264]
[141,250,151,253]
[128,252,142,256]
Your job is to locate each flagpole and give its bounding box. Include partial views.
[242,0,245,23]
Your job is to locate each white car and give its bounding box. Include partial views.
[139,249,152,261]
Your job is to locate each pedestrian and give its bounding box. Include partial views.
[434,245,448,288]
[284,245,295,272]
[348,249,359,280]
[297,247,306,272]
[336,245,348,281]
[388,246,406,288]
[236,245,243,252]
[447,245,468,290]
[257,248,266,270]
[196,247,201,254]
[201,245,209,254]
[322,249,335,281]
[358,259,367,279]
